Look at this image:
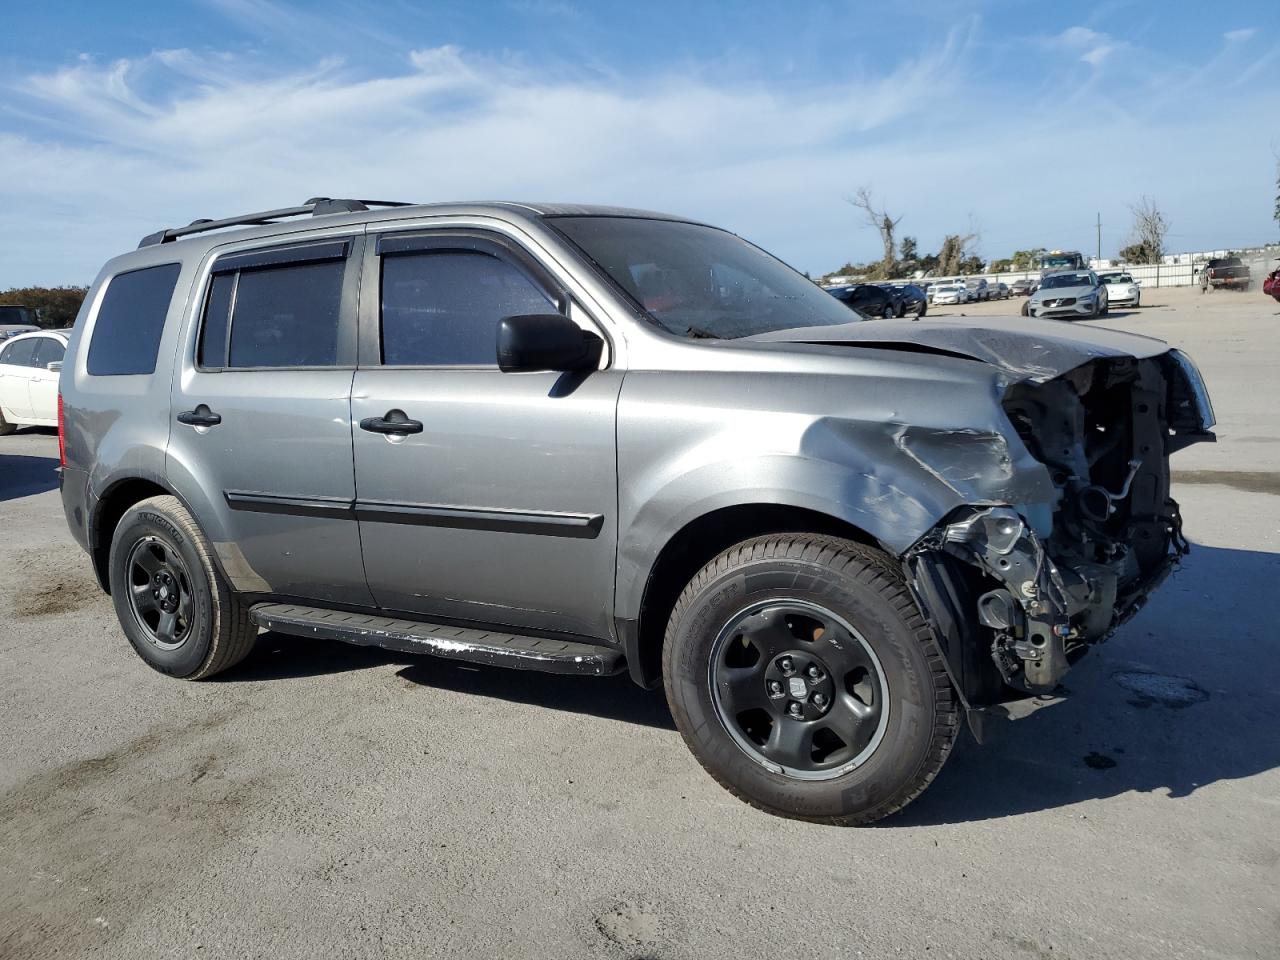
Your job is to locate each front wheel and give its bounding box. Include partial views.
[0,409,15,436]
[662,535,959,825]
[882,303,895,319]
[108,495,258,679]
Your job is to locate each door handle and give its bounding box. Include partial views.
[177,405,222,427]
[359,409,423,436]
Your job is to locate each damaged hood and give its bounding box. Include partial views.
[746,316,1169,383]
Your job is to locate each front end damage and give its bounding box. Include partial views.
[905,349,1215,721]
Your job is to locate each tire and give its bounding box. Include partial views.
[917,302,927,318]
[662,534,959,825]
[1020,300,1030,317]
[882,304,895,319]
[108,495,257,679]
[0,409,15,436]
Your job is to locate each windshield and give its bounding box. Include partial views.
[1101,273,1132,284]
[0,306,35,324]
[1042,253,1084,269]
[1041,272,1091,289]
[549,217,857,339]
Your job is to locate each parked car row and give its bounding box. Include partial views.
[922,278,1010,304]
[827,282,928,319]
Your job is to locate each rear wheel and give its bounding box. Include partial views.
[108,495,257,679]
[662,534,959,825]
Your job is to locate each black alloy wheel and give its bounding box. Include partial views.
[709,600,888,780]
[125,536,195,650]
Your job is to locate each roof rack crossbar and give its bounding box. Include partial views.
[138,198,416,248]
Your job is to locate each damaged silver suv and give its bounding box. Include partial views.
[57,199,1215,824]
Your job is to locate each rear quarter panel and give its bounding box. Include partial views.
[59,249,200,552]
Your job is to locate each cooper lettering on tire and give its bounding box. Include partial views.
[662,534,959,825]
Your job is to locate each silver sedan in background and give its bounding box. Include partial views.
[1023,270,1109,320]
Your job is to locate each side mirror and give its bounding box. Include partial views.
[497,314,601,373]
[47,361,63,372]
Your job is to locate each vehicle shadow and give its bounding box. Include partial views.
[0,454,60,502]
[397,659,675,730]
[218,630,676,730]
[883,542,1280,826]
[215,631,413,682]
[209,545,1277,816]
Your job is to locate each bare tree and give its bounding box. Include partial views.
[936,226,980,276]
[1126,196,1169,264]
[848,187,902,278]
[1273,149,1280,229]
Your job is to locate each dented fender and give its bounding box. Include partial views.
[613,359,1058,622]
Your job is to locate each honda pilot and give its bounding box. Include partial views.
[57,198,1215,824]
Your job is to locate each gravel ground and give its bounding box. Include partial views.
[2,286,1277,959]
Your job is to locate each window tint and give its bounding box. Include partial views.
[32,337,65,367]
[380,251,555,366]
[198,273,235,367]
[86,263,181,376]
[227,260,344,368]
[1,338,38,367]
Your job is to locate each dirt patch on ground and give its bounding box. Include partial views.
[3,544,103,618]
[1172,470,1280,496]
[0,709,264,960]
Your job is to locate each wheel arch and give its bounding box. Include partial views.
[621,502,883,689]
[88,475,220,595]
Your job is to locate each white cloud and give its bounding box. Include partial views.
[0,24,1276,286]
[1055,25,1122,68]
[1223,27,1257,42]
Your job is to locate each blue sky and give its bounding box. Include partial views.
[1,0,1277,287]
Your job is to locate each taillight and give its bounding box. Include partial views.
[57,392,67,468]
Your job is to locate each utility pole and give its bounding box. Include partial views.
[1096,212,1102,264]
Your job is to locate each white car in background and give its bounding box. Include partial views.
[0,330,68,434]
[931,284,969,305]
[1097,271,1141,308]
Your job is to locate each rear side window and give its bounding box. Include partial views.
[32,338,65,367]
[380,251,555,366]
[199,250,346,369]
[86,263,181,376]
[1,338,38,367]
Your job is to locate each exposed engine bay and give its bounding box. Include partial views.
[907,350,1215,704]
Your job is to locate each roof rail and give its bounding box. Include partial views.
[137,197,415,248]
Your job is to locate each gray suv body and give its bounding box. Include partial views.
[58,198,1216,824]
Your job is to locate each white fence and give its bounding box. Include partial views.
[958,263,1193,290]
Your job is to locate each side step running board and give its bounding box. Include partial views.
[249,603,624,676]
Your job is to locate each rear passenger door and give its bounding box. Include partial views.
[349,230,621,640]
[0,337,38,420]
[27,336,65,423]
[167,235,375,606]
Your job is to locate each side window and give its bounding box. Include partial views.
[32,338,65,368]
[380,251,555,366]
[199,258,345,369]
[86,263,182,376]
[1,338,37,367]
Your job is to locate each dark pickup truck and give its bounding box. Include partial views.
[1201,256,1249,292]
